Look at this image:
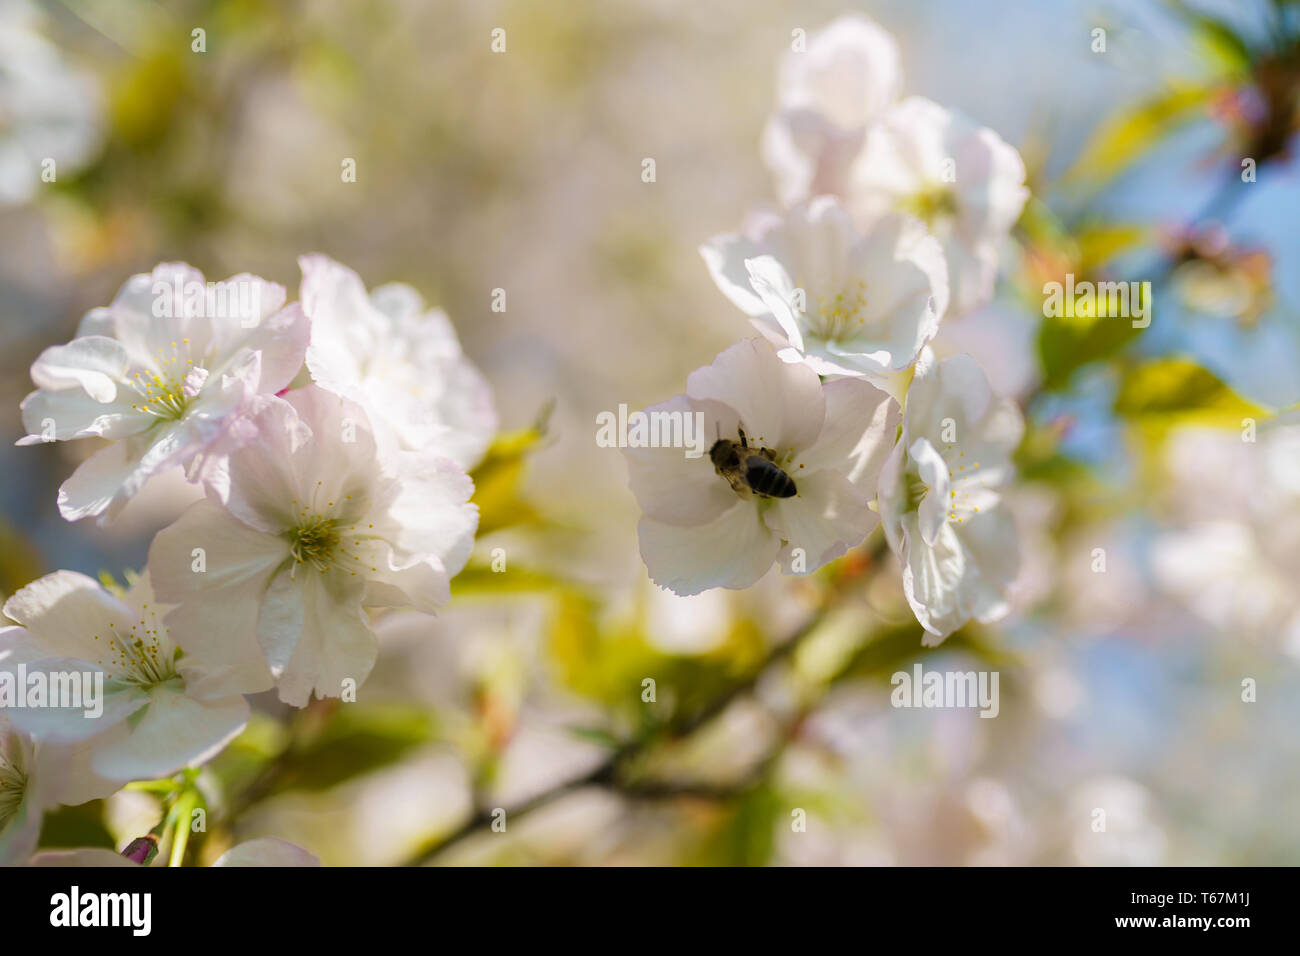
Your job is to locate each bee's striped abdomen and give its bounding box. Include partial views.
[746,459,797,498]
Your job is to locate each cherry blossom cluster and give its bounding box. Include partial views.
[1,255,495,863]
[624,15,1028,639]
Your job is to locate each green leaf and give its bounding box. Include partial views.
[1064,85,1211,187]
[1076,223,1149,274]
[470,403,553,536]
[1115,357,1265,428]
[1167,0,1254,76]
[1037,295,1145,390]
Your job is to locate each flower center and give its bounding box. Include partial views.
[128,341,202,421]
[807,279,870,342]
[904,474,931,511]
[289,514,341,571]
[902,185,958,228]
[130,372,191,420]
[92,608,177,688]
[0,756,26,831]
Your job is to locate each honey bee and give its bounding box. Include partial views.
[709,425,797,499]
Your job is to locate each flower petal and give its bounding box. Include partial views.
[767,469,876,573]
[621,395,737,527]
[2,570,134,657]
[270,569,376,707]
[28,336,129,403]
[686,338,825,453]
[793,377,898,489]
[89,684,248,780]
[637,503,780,596]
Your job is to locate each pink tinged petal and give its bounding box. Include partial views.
[299,255,384,389]
[221,395,313,531]
[213,837,320,867]
[622,395,737,527]
[28,336,129,402]
[794,377,899,489]
[383,452,477,578]
[224,300,310,395]
[299,254,380,335]
[281,386,382,504]
[270,570,376,707]
[767,469,876,574]
[686,339,825,453]
[2,570,135,656]
[182,365,209,398]
[637,504,781,596]
[57,418,207,523]
[90,685,248,781]
[304,336,366,407]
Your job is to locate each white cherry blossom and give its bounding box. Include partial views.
[848,97,1029,316]
[0,570,248,782]
[299,254,497,470]
[762,14,902,205]
[18,263,309,523]
[147,386,478,706]
[877,349,1023,642]
[624,338,898,596]
[701,197,948,397]
[0,715,118,865]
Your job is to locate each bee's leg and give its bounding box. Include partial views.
[737,426,748,448]
[760,447,776,462]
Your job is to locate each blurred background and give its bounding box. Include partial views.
[3,0,1299,864]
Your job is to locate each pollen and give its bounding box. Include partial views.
[808,279,871,343]
[288,514,342,571]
